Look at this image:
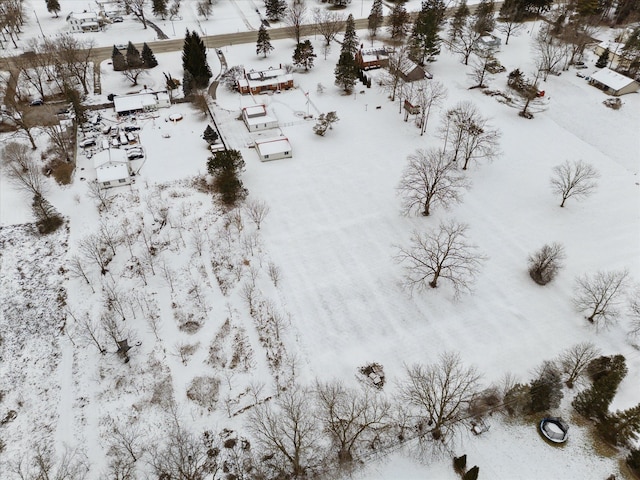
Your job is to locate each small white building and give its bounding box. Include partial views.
[242,104,278,132]
[475,34,501,51]
[93,150,132,188]
[255,137,292,162]
[66,11,100,32]
[113,91,171,115]
[589,68,640,96]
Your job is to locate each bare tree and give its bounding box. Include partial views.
[69,309,106,354]
[78,233,111,275]
[267,261,281,287]
[628,289,640,339]
[104,415,147,463]
[67,255,95,292]
[125,0,148,28]
[397,148,470,217]
[378,46,412,102]
[313,8,344,46]
[196,0,212,18]
[102,278,128,320]
[559,342,600,388]
[394,220,485,296]
[573,270,629,326]
[528,242,565,285]
[244,198,270,230]
[248,384,321,478]
[496,0,525,45]
[43,123,74,162]
[399,352,481,445]
[52,34,95,95]
[11,442,89,480]
[439,101,501,170]
[87,180,110,211]
[316,380,391,464]
[285,2,307,45]
[550,160,599,207]
[469,47,497,89]
[406,79,447,136]
[448,20,482,65]
[99,220,122,257]
[149,423,221,480]
[2,98,40,149]
[122,65,148,86]
[534,25,568,80]
[2,142,46,196]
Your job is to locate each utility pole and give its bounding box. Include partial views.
[34,10,45,38]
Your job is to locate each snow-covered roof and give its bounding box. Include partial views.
[359,47,391,63]
[255,137,291,156]
[96,161,130,184]
[67,11,98,21]
[93,148,127,169]
[113,93,158,113]
[246,114,277,126]
[238,68,293,90]
[243,105,267,118]
[590,67,637,91]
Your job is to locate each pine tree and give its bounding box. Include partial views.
[388,3,410,39]
[256,25,274,58]
[46,0,61,17]
[152,0,168,18]
[573,355,627,420]
[112,46,127,71]
[473,0,496,34]
[334,15,358,93]
[142,43,158,68]
[410,2,443,64]
[182,30,212,88]
[265,0,287,21]
[203,125,219,144]
[183,70,194,97]
[462,466,479,480]
[368,0,384,36]
[450,0,470,42]
[528,361,563,413]
[598,404,640,446]
[596,48,610,68]
[32,194,63,234]
[292,40,316,70]
[126,42,143,68]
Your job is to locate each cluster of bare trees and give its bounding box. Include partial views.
[0,0,25,49]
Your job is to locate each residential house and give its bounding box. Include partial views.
[589,67,640,96]
[242,104,278,131]
[93,149,132,188]
[66,11,101,32]
[113,90,171,115]
[356,47,392,70]
[237,67,294,95]
[255,137,292,162]
[594,41,634,70]
[398,60,428,82]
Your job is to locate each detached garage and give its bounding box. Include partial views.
[255,137,292,162]
[589,68,640,96]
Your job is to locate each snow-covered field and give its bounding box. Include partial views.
[1,3,640,479]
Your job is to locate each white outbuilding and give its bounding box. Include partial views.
[93,149,132,188]
[255,137,292,162]
[589,68,640,96]
[242,104,278,132]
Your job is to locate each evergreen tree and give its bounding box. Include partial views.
[462,466,479,480]
[112,46,127,71]
[598,404,640,446]
[141,43,158,68]
[152,0,168,18]
[292,40,316,70]
[621,26,640,76]
[313,111,340,136]
[528,361,563,413]
[334,15,358,93]
[368,0,384,37]
[596,47,610,68]
[203,125,219,144]
[183,70,194,97]
[388,3,410,39]
[628,449,640,476]
[573,355,627,420]
[410,0,445,64]
[450,0,470,42]
[256,25,274,58]
[32,194,63,234]
[207,149,245,174]
[182,30,212,88]
[46,0,61,17]
[265,0,287,21]
[126,42,143,68]
[473,0,496,34]
[214,168,247,207]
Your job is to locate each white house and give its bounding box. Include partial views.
[255,137,292,162]
[242,104,278,132]
[589,68,640,96]
[93,149,132,188]
[113,91,171,115]
[66,11,101,32]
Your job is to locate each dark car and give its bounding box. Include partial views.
[30,98,44,106]
[124,124,140,132]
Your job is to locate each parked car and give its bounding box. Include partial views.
[111,137,120,148]
[123,124,140,132]
[110,126,119,137]
[112,16,124,23]
[115,43,127,50]
[119,132,128,145]
[101,125,112,135]
[126,132,136,143]
[575,64,588,69]
[29,98,44,106]
[80,138,96,148]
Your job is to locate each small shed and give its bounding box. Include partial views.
[255,137,292,162]
[589,68,640,96]
[399,60,428,82]
[93,150,132,188]
[242,104,279,131]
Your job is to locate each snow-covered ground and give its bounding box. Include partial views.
[1,6,639,480]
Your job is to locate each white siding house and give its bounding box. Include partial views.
[255,137,292,162]
[93,150,131,188]
[242,104,278,132]
[66,12,100,32]
[113,91,171,115]
[589,68,640,96]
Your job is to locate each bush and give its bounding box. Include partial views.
[504,383,531,417]
[529,361,563,413]
[528,243,565,285]
[186,376,221,411]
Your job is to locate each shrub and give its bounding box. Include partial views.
[504,383,531,417]
[573,355,627,420]
[528,243,565,285]
[529,361,563,413]
[186,376,221,411]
